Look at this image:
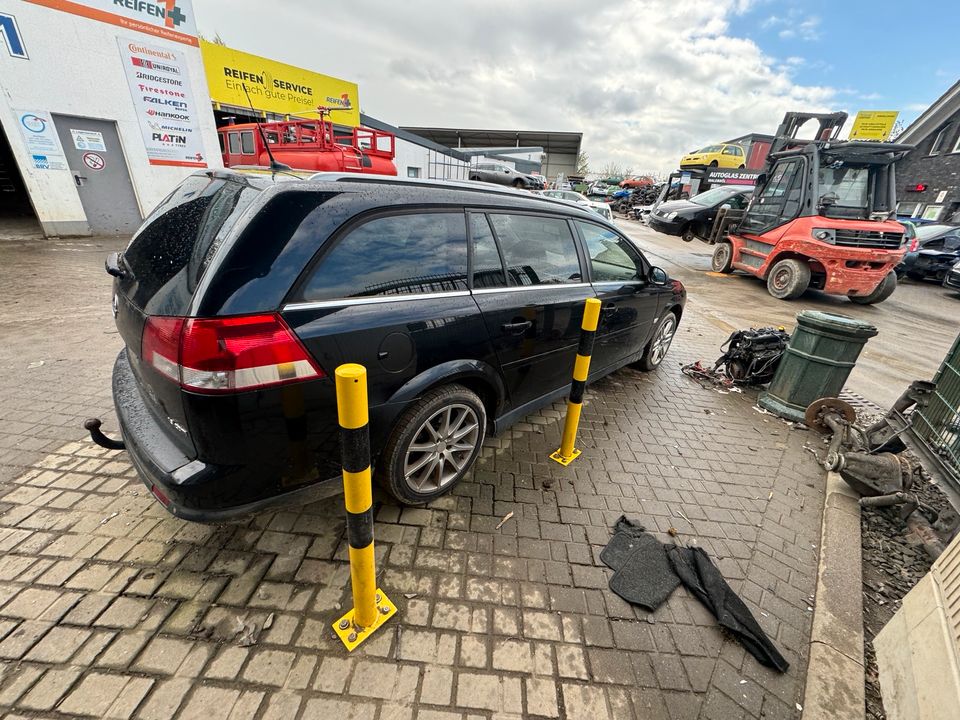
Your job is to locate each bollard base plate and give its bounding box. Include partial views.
[549,447,581,466]
[332,587,397,652]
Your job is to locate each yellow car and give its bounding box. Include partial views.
[680,143,746,169]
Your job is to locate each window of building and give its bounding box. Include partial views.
[577,222,645,282]
[240,131,255,155]
[489,214,582,286]
[299,212,468,301]
[407,167,421,178]
[921,205,944,221]
[897,202,922,217]
[953,132,960,154]
[930,126,949,155]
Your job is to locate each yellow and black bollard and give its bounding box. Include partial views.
[550,298,602,466]
[331,363,397,651]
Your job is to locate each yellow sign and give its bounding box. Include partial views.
[849,111,899,141]
[200,41,360,126]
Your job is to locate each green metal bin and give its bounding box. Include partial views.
[759,311,878,422]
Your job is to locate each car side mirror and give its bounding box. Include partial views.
[720,203,732,210]
[649,266,669,285]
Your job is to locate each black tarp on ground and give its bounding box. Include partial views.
[602,515,789,673]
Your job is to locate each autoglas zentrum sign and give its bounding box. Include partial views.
[25,0,198,46]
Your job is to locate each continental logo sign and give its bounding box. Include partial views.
[200,40,360,126]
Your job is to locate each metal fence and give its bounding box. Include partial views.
[913,331,960,487]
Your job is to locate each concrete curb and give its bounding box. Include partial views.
[802,471,866,720]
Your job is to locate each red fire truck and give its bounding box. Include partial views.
[218,111,397,175]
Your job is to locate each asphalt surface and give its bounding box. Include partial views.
[620,219,959,409]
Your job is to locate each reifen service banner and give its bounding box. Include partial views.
[118,37,207,167]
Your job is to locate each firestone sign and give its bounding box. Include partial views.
[25,0,198,46]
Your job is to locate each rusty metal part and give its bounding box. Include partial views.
[905,510,949,560]
[834,452,912,498]
[804,397,857,434]
[863,380,937,454]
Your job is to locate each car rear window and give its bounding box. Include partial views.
[122,175,260,314]
[299,212,469,302]
[489,214,582,286]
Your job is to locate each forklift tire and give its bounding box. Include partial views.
[766,259,810,300]
[711,242,734,273]
[849,271,897,305]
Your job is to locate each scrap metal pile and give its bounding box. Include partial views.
[682,326,790,389]
[805,383,960,559]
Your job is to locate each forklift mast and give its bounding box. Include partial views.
[766,111,848,167]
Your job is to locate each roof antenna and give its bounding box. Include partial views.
[242,83,291,174]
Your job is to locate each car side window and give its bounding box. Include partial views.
[577,222,644,282]
[470,214,507,288]
[228,132,241,154]
[489,214,583,286]
[722,146,736,155]
[299,212,468,302]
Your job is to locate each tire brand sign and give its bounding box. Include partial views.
[118,37,206,167]
[25,0,198,46]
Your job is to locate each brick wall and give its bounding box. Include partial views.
[896,108,960,222]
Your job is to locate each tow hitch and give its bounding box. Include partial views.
[83,418,125,450]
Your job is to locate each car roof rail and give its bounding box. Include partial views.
[307,172,550,199]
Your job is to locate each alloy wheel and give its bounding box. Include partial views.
[403,404,480,492]
[650,316,677,365]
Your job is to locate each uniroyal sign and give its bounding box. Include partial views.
[25,0,198,46]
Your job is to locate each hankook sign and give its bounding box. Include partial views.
[200,40,360,126]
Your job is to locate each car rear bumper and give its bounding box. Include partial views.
[113,349,339,521]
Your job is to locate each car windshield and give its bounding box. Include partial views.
[818,165,870,217]
[690,187,740,206]
[916,224,956,241]
[699,145,722,153]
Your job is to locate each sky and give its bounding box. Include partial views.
[195,0,960,175]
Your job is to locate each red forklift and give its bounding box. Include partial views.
[709,112,911,304]
[218,107,397,175]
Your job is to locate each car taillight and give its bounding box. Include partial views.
[142,313,324,393]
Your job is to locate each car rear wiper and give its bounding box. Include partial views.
[105,251,132,280]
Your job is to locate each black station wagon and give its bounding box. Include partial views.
[103,171,685,520]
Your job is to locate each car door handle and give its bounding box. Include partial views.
[502,320,532,334]
[601,304,618,316]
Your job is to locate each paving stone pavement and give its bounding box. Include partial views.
[0,228,825,719]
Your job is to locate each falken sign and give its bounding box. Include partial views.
[26,0,198,46]
[119,37,206,167]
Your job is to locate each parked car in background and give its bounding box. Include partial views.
[540,189,614,221]
[620,175,655,189]
[897,224,960,281]
[648,185,752,241]
[943,259,960,292]
[587,181,609,197]
[680,143,746,169]
[105,171,685,519]
[469,162,544,189]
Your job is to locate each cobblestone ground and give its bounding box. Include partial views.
[0,228,824,719]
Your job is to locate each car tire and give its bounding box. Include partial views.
[376,384,487,505]
[712,241,735,273]
[709,160,719,167]
[738,164,745,169]
[513,179,525,189]
[766,259,810,300]
[681,224,697,242]
[849,271,897,305]
[636,312,678,371]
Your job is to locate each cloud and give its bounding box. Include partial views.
[763,11,821,41]
[195,0,837,173]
